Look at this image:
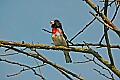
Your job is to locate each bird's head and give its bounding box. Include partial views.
[50,20,62,29]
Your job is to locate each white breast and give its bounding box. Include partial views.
[52,28,67,46]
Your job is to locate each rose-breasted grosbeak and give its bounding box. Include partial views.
[50,19,72,63]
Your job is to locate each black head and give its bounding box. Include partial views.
[50,19,62,29]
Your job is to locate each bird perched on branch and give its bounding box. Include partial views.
[50,19,72,63]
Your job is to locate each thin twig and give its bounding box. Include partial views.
[42,29,52,33]
[57,68,73,80]
[88,55,114,79]
[0,58,46,80]
[70,18,96,42]
[89,11,113,29]
[94,68,113,79]
[80,55,114,79]
[99,34,105,44]
[100,0,116,11]
[111,6,119,22]
[7,63,46,78]
[34,58,42,76]
[69,43,120,49]
[0,53,18,56]
[73,55,93,64]
[93,58,114,79]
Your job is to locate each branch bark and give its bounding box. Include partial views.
[0,40,120,78]
[104,0,115,66]
[0,41,84,80]
[84,0,120,37]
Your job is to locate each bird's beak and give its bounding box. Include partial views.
[50,20,54,24]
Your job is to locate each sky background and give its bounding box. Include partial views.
[0,0,120,80]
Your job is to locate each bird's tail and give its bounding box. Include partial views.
[63,51,72,63]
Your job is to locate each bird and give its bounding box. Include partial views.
[50,19,72,63]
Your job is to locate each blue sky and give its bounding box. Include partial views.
[0,0,120,80]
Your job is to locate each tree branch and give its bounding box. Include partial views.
[94,68,113,79]
[0,43,84,80]
[104,0,114,66]
[0,58,46,80]
[89,11,113,29]
[0,40,120,78]
[69,43,120,49]
[84,0,120,37]
[70,17,96,42]
[111,6,119,22]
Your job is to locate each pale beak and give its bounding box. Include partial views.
[50,20,54,24]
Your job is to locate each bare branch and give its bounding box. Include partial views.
[90,11,117,65]
[70,17,96,42]
[76,55,115,79]
[99,0,114,2]
[73,55,93,64]
[84,0,120,37]
[0,58,46,80]
[69,43,120,49]
[0,44,84,80]
[7,68,24,77]
[0,53,18,56]
[34,58,42,76]
[111,6,119,22]
[0,40,119,78]
[89,11,113,29]
[42,29,52,33]
[94,68,113,79]
[93,59,114,79]
[99,34,105,44]
[104,0,115,66]
[57,68,73,80]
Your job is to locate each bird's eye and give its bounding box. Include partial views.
[56,23,60,26]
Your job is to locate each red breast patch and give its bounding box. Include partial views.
[52,28,58,34]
